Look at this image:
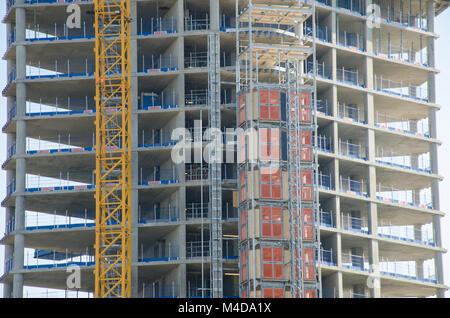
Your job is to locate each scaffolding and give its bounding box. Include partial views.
[94,0,132,298]
[236,0,320,298]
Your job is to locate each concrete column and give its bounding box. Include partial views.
[129,0,139,298]
[426,0,444,298]
[210,0,220,31]
[12,4,27,298]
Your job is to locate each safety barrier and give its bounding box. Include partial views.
[320,210,335,228]
[379,260,436,284]
[318,172,333,190]
[338,30,365,51]
[139,91,178,110]
[317,134,333,153]
[341,252,369,272]
[377,223,434,247]
[186,203,209,219]
[185,89,208,106]
[341,214,369,234]
[306,61,332,80]
[26,134,95,154]
[185,52,208,68]
[139,129,178,148]
[186,241,210,258]
[375,111,430,138]
[139,205,179,223]
[139,167,179,186]
[26,59,94,79]
[340,176,368,197]
[25,172,94,193]
[139,244,179,262]
[24,248,94,270]
[142,282,179,298]
[376,184,433,210]
[375,146,431,174]
[185,16,210,31]
[138,55,178,73]
[24,210,93,231]
[338,103,366,124]
[379,6,428,31]
[25,96,95,117]
[304,24,331,43]
[138,17,177,36]
[321,249,337,266]
[338,139,366,160]
[374,75,428,102]
[337,67,365,87]
[25,0,91,4]
[373,40,428,67]
[25,22,95,42]
[23,289,92,298]
[317,100,332,116]
[336,0,365,15]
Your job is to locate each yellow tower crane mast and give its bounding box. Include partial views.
[93,0,132,298]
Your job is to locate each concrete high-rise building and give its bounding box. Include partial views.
[1,0,448,298]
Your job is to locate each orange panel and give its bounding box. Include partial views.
[263,288,274,298]
[302,170,313,185]
[262,247,272,261]
[304,265,315,280]
[301,131,311,145]
[259,90,269,104]
[301,92,310,106]
[302,208,313,223]
[272,185,282,199]
[270,105,280,120]
[274,288,284,298]
[260,105,270,119]
[262,223,271,237]
[303,224,314,240]
[303,248,315,264]
[273,223,282,237]
[301,107,311,122]
[302,186,313,201]
[274,264,283,279]
[263,264,273,278]
[273,248,283,262]
[301,147,312,161]
[272,207,282,221]
[304,290,317,298]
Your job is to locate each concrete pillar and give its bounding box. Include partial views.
[129,0,139,298]
[12,4,27,298]
[426,0,444,298]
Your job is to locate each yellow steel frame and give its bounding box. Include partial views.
[94,0,131,298]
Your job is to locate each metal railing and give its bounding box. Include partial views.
[375,112,429,137]
[25,22,95,41]
[139,91,178,109]
[340,176,368,196]
[25,172,94,191]
[379,260,436,283]
[26,134,95,153]
[338,139,366,160]
[375,147,431,173]
[304,24,331,43]
[186,241,210,258]
[337,67,365,87]
[320,210,335,228]
[184,16,210,31]
[25,97,95,116]
[24,210,93,231]
[341,214,369,234]
[140,244,179,262]
[139,205,179,223]
[185,52,208,68]
[376,184,432,209]
[321,249,336,266]
[379,6,428,31]
[185,89,208,106]
[306,61,332,79]
[373,40,428,66]
[142,282,179,298]
[26,59,94,79]
[341,252,369,271]
[377,223,434,246]
[24,248,94,269]
[23,289,93,298]
[316,99,332,116]
[317,134,333,153]
[139,167,178,184]
[338,103,365,123]
[374,75,428,101]
[318,172,333,190]
[139,55,178,72]
[138,17,177,35]
[186,203,209,219]
[139,129,179,147]
[336,0,365,15]
[338,30,365,51]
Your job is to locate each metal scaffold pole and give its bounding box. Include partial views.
[236,0,320,298]
[94,0,132,298]
[208,31,223,298]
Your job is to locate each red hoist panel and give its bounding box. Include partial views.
[259,89,280,120]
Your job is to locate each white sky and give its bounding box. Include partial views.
[0,4,448,297]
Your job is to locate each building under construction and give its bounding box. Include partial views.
[1,0,448,298]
